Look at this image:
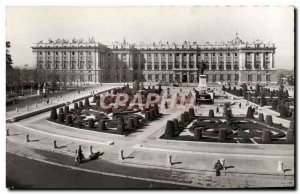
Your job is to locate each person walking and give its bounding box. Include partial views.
[214,160,223,176]
[77,145,85,163]
[216,106,219,114]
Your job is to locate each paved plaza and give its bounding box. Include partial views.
[6,84,294,188]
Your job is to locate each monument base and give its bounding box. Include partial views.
[197,75,207,91]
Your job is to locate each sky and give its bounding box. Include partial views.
[6,6,294,69]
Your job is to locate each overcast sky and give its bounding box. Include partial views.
[6,6,294,69]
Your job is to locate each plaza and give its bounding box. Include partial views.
[6,83,294,188]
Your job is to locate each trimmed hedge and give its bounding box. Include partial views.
[164,120,175,139]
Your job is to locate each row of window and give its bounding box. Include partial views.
[248,75,271,82]
[144,74,271,82]
[39,61,93,69]
[40,51,93,56]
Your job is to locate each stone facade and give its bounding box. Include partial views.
[32,36,276,85]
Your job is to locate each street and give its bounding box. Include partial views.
[6,153,192,189]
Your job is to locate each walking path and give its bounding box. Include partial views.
[6,85,295,188]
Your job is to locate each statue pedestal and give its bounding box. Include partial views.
[197,75,207,91]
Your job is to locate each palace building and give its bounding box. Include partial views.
[32,34,276,85]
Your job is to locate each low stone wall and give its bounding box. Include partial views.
[8,87,114,123]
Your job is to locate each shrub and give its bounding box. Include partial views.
[127,118,134,129]
[144,111,150,122]
[88,118,95,128]
[246,107,253,118]
[223,102,233,125]
[272,99,278,109]
[134,117,139,127]
[173,119,179,132]
[255,97,260,104]
[265,115,273,125]
[79,101,84,108]
[64,106,70,114]
[164,120,175,139]
[188,107,195,118]
[74,102,79,110]
[98,120,106,131]
[262,129,271,144]
[180,113,186,123]
[75,118,83,128]
[194,127,202,140]
[277,104,283,113]
[65,115,72,125]
[208,109,214,117]
[260,93,266,107]
[58,113,64,123]
[92,95,96,103]
[50,108,58,120]
[258,113,264,122]
[222,85,226,91]
[84,98,90,107]
[153,103,160,117]
[184,111,189,122]
[218,129,227,141]
[59,107,64,115]
[280,106,288,118]
[117,117,125,134]
[150,109,155,120]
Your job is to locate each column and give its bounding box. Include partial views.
[271,52,274,70]
[166,53,169,70]
[173,53,175,69]
[137,54,140,70]
[151,54,154,70]
[216,54,219,70]
[145,54,148,70]
[159,53,162,70]
[260,53,265,70]
[194,54,197,70]
[180,53,183,69]
[239,52,246,70]
[251,53,255,70]
[208,53,212,70]
[231,54,234,70]
[224,53,227,70]
[129,53,133,70]
[187,53,189,69]
[260,53,264,70]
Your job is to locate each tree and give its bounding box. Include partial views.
[222,85,226,91]
[277,74,285,101]
[254,84,260,97]
[241,83,247,93]
[280,105,288,118]
[287,76,294,86]
[6,41,13,72]
[272,99,278,109]
[223,102,233,125]
[260,93,266,107]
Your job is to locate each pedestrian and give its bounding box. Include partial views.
[164,102,168,109]
[239,103,241,109]
[46,99,49,104]
[78,145,85,163]
[214,160,223,176]
[216,106,219,114]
